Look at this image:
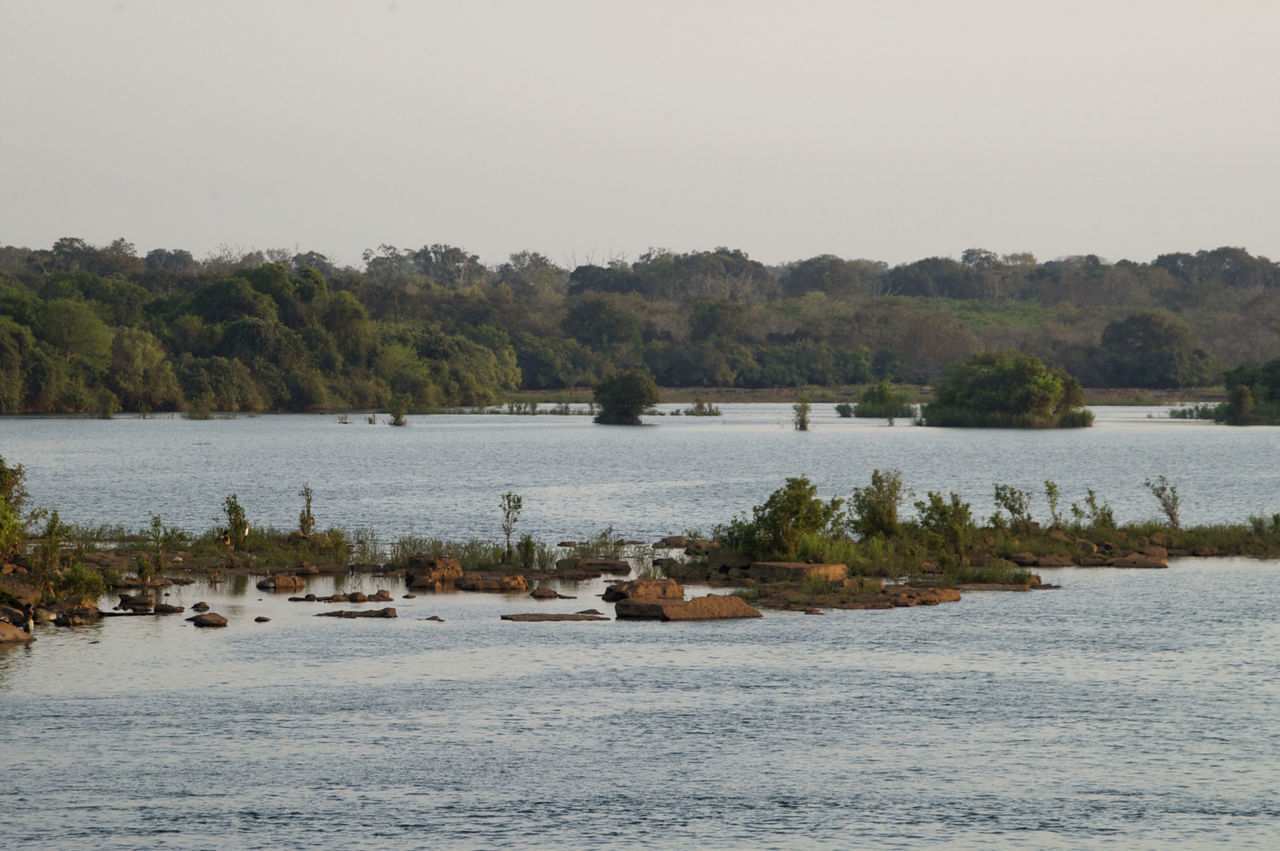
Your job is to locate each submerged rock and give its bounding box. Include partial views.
[316,607,397,618]
[256,574,305,592]
[501,612,610,622]
[456,574,527,592]
[0,622,35,643]
[405,555,463,591]
[189,612,228,628]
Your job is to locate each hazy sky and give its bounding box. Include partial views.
[3,0,1279,269]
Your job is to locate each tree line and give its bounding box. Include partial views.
[0,237,1273,414]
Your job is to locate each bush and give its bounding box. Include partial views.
[922,350,1092,428]
[855,382,913,419]
[593,370,660,425]
[848,469,906,539]
[721,477,843,560]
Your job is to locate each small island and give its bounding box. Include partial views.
[921,350,1094,428]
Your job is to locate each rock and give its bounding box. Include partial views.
[557,541,577,548]
[191,601,210,612]
[456,573,528,592]
[1109,553,1168,569]
[254,616,271,623]
[614,594,763,621]
[370,589,393,601]
[747,562,847,583]
[530,585,559,599]
[316,607,397,618]
[576,609,604,615]
[348,592,369,603]
[329,593,349,602]
[602,578,684,602]
[402,593,417,599]
[154,603,184,614]
[256,574,305,592]
[424,615,444,622]
[501,612,610,622]
[684,539,716,555]
[883,585,962,607]
[1008,552,1038,566]
[656,535,688,548]
[578,557,631,575]
[804,607,824,615]
[53,595,101,626]
[1034,554,1075,567]
[189,613,228,628]
[405,555,463,590]
[0,622,35,643]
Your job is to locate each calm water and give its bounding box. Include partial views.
[3,564,1279,848]
[0,405,1276,543]
[3,406,1280,847]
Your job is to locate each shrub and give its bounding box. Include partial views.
[721,477,843,560]
[855,382,913,419]
[792,398,811,431]
[834,402,854,418]
[913,491,974,564]
[1144,475,1181,529]
[593,371,660,425]
[847,469,906,539]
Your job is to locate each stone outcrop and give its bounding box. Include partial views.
[500,612,610,622]
[530,585,559,599]
[602,578,684,603]
[188,612,228,628]
[316,607,397,618]
[154,603,185,614]
[656,535,688,548]
[456,574,528,592]
[256,574,305,592]
[53,595,100,626]
[614,593,763,621]
[0,622,35,642]
[405,555,463,591]
[748,562,848,583]
[577,557,631,575]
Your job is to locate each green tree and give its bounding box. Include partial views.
[848,469,906,539]
[500,492,523,561]
[923,350,1092,428]
[593,370,659,425]
[723,476,844,560]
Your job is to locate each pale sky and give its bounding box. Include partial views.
[3,0,1279,269]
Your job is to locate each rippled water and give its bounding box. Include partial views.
[0,405,1276,542]
[4,406,1280,847]
[4,563,1280,848]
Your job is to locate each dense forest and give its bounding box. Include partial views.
[0,238,1276,414]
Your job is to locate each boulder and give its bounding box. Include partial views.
[316,607,397,618]
[684,539,716,555]
[557,541,577,548]
[578,557,631,575]
[0,622,34,643]
[747,562,847,583]
[656,535,688,548]
[1109,553,1168,569]
[254,616,271,623]
[256,574,304,592]
[530,585,559,599]
[614,594,763,621]
[1034,554,1075,568]
[153,603,185,614]
[456,574,528,592]
[602,578,684,603]
[191,601,210,612]
[347,592,368,603]
[53,595,100,626]
[189,612,228,628]
[370,589,393,601]
[405,555,463,590]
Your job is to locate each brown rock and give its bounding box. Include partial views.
[256,574,305,592]
[316,607,397,618]
[254,616,271,623]
[370,589,392,601]
[1034,554,1075,567]
[657,535,688,548]
[191,601,210,612]
[54,595,101,626]
[881,585,962,607]
[530,585,559,599]
[684,539,716,555]
[557,541,577,548]
[614,593,763,621]
[154,603,184,614]
[348,592,369,603]
[1008,552,1038,567]
[0,622,35,643]
[602,578,684,602]
[578,557,631,575]
[405,555,463,590]
[189,613,228,628]
[747,562,847,583]
[402,593,417,599]
[456,574,528,592]
[1109,554,1168,569]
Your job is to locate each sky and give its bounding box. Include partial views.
[3,0,1279,270]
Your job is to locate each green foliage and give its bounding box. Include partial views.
[1144,475,1181,529]
[0,499,22,563]
[992,483,1033,530]
[593,370,660,425]
[387,393,410,426]
[1044,481,1063,528]
[222,494,248,551]
[856,382,913,419]
[834,402,853,418]
[847,469,906,540]
[792,398,811,431]
[721,477,843,560]
[682,397,722,416]
[912,491,974,564]
[1070,489,1115,531]
[923,350,1092,428]
[298,484,316,536]
[500,491,523,561]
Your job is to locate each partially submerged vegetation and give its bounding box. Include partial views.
[921,350,1094,428]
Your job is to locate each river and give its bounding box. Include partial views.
[2,407,1279,847]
